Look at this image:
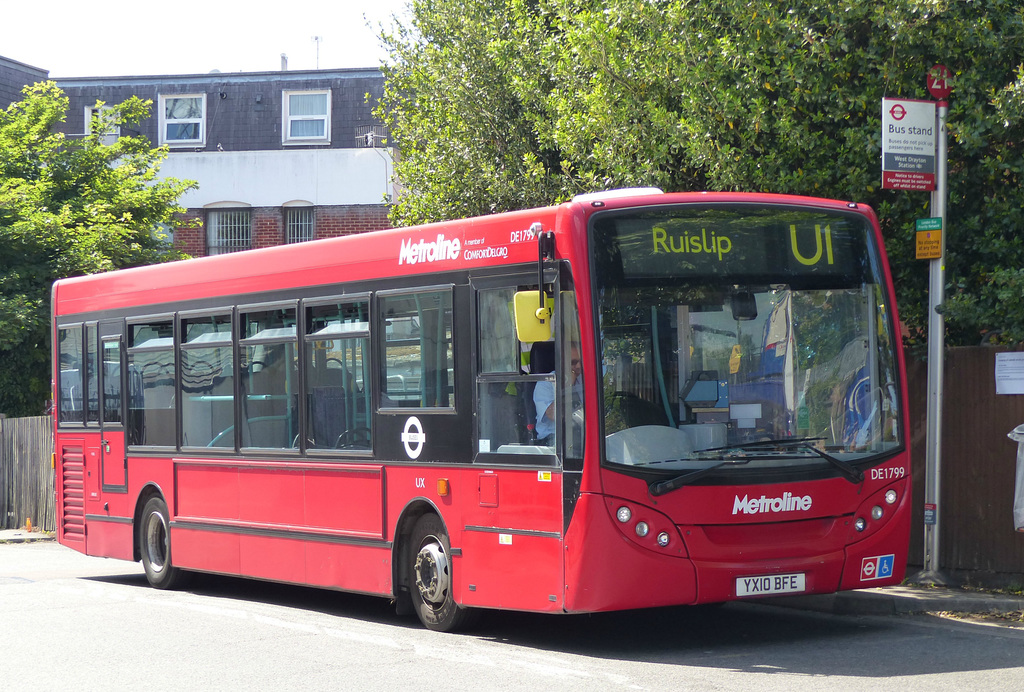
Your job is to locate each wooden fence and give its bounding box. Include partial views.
[0,416,54,531]
[907,348,1024,585]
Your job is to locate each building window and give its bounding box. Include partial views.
[282,90,330,144]
[286,207,315,243]
[207,209,251,255]
[159,94,206,146]
[85,105,119,145]
[153,222,174,247]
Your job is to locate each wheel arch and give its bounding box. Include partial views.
[132,482,168,562]
[391,498,446,608]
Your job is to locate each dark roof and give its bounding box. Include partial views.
[0,54,49,107]
[54,66,382,88]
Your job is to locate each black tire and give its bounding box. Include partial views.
[139,496,189,590]
[408,514,477,632]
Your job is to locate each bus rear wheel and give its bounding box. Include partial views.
[139,496,189,590]
[409,514,477,632]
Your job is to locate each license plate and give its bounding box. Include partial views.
[736,572,806,597]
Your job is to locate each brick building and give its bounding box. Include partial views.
[54,66,393,256]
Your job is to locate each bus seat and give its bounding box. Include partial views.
[309,386,347,449]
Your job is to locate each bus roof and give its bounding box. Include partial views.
[52,191,874,317]
[52,204,562,316]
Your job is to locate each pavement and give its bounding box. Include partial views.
[3,528,1023,617]
[0,528,54,544]
[760,584,1024,617]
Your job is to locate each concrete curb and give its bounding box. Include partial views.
[0,529,55,544]
[759,585,1024,616]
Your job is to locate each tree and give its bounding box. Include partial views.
[377,0,564,226]
[377,0,1024,347]
[0,81,195,416]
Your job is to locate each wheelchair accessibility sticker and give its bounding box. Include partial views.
[860,554,895,581]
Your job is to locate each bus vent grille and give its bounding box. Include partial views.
[61,445,86,541]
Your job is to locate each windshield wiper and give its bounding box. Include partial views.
[703,437,865,484]
[647,437,865,496]
[798,443,865,484]
[648,459,750,496]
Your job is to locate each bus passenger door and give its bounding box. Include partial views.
[81,323,104,516]
[459,275,568,612]
[99,331,127,492]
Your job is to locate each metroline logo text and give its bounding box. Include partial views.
[732,492,812,515]
[398,234,461,265]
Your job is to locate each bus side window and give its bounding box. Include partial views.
[475,287,531,454]
[240,306,298,450]
[101,338,123,425]
[559,290,585,461]
[85,325,100,424]
[58,325,84,424]
[126,320,176,447]
[180,314,234,448]
[305,299,371,450]
[380,289,454,409]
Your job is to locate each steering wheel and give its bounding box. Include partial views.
[335,427,372,449]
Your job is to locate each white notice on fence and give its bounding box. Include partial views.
[995,352,1024,395]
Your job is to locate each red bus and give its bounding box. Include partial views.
[52,189,910,631]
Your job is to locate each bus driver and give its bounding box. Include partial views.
[533,344,583,447]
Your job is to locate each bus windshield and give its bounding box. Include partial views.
[590,203,902,479]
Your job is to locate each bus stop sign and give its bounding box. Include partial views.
[927,64,952,100]
[881,98,937,191]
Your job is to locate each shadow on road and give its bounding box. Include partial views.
[85,570,1024,680]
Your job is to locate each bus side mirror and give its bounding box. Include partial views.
[514,291,554,343]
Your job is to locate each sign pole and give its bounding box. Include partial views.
[920,98,950,583]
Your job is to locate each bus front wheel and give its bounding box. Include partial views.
[139,496,189,590]
[408,514,476,632]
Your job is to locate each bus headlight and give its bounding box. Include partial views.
[604,498,686,556]
[871,505,884,521]
[885,489,898,505]
[854,517,867,532]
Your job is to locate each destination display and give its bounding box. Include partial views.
[591,205,876,284]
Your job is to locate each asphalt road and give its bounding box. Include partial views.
[3,542,1024,691]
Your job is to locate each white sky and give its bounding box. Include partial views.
[1,0,411,78]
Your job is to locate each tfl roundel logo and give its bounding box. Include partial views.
[861,554,895,581]
[401,416,425,459]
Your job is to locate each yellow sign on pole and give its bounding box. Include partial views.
[916,230,942,260]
